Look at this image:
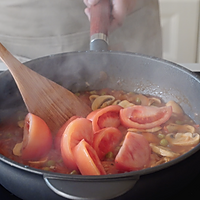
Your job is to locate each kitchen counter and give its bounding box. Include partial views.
[178,63,200,72]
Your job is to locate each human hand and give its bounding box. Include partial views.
[83,0,136,31]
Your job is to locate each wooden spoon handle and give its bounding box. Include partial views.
[0,43,22,72]
[0,43,30,82]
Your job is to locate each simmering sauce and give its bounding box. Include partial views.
[0,88,199,175]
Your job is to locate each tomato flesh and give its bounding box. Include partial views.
[115,132,151,172]
[54,116,79,152]
[21,113,52,161]
[93,127,123,160]
[61,118,93,170]
[73,139,106,175]
[86,109,99,121]
[120,105,172,129]
[89,105,122,132]
[98,111,120,129]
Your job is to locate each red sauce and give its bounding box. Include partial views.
[0,88,199,175]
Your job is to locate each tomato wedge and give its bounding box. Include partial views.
[120,105,172,129]
[54,116,79,152]
[115,132,151,172]
[93,127,123,160]
[86,109,99,121]
[61,118,93,170]
[87,105,122,132]
[21,113,52,161]
[73,139,106,175]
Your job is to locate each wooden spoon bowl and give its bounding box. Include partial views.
[0,43,91,133]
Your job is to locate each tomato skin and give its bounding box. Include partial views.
[120,105,172,129]
[73,139,106,175]
[88,105,122,132]
[115,132,151,172]
[86,109,99,121]
[61,118,93,170]
[21,113,52,161]
[93,127,123,160]
[54,116,79,152]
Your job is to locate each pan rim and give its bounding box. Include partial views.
[0,50,200,181]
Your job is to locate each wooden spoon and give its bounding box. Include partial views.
[0,43,91,133]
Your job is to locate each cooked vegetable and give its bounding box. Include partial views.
[148,97,162,106]
[91,95,115,110]
[73,139,106,175]
[60,118,93,170]
[93,127,123,160]
[120,105,172,129]
[157,133,165,139]
[87,105,122,132]
[13,141,23,156]
[0,88,199,175]
[141,132,160,144]
[101,161,118,174]
[54,116,79,152]
[166,100,184,115]
[165,123,195,134]
[117,100,134,108]
[165,132,200,146]
[128,126,162,133]
[21,113,52,161]
[132,94,149,105]
[115,132,151,172]
[160,139,169,147]
[150,143,180,158]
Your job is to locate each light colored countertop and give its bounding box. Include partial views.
[178,63,200,72]
[0,61,200,72]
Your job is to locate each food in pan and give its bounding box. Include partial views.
[0,88,199,175]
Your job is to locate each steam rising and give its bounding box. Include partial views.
[0,51,200,124]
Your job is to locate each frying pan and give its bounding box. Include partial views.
[1,1,200,199]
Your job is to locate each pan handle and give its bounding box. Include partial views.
[90,0,111,51]
[43,175,140,200]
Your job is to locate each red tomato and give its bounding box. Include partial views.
[21,113,52,161]
[86,109,99,121]
[61,118,93,170]
[115,132,151,172]
[73,139,106,175]
[93,127,123,160]
[54,116,79,152]
[87,105,122,132]
[120,105,172,129]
